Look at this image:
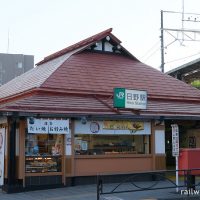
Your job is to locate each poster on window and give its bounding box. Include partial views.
[155,130,165,154]
[65,133,72,155]
[0,128,5,186]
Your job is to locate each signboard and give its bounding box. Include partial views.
[49,120,69,134]
[75,120,151,135]
[0,128,5,186]
[171,124,179,192]
[27,118,69,134]
[113,88,147,109]
[103,121,144,130]
[27,118,48,134]
[171,124,179,157]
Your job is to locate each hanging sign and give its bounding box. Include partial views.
[49,120,69,134]
[27,118,69,134]
[0,128,5,186]
[27,118,48,134]
[113,88,147,109]
[171,124,179,157]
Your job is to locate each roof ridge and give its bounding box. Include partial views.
[36,28,113,65]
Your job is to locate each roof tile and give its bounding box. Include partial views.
[1,94,200,117]
[37,28,114,65]
[1,28,200,118]
[41,51,200,99]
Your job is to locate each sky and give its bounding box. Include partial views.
[1,0,200,72]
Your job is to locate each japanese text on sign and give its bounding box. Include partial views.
[27,118,69,134]
[171,124,179,157]
[113,88,147,109]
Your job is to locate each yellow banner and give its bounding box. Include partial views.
[103,121,144,130]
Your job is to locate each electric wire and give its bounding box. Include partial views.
[165,51,200,64]
[143,47,160,62]
[140,41,160,60]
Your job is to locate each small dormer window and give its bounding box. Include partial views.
[88,36,123,54]
[89,39,121,53]
[94,42,102,51]
[103,41,113,52]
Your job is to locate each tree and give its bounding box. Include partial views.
[191,80,200,89]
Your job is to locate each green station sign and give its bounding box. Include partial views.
[113,88,147,109]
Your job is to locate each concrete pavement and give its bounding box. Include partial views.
[0,183,200,200]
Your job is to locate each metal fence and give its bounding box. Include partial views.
[97,169,200,200]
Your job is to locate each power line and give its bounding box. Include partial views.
[143,47,160,62]
[165,51,200,64]
[160,1,200,72]
[140,40,160,60]
[163,10,200,16]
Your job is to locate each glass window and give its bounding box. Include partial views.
[25,133,62,173]
[74,134,150,155]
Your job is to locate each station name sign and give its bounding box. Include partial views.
[113,88,147,109]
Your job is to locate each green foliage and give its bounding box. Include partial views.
[191,80,200,89]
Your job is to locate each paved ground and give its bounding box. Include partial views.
[0,183,200,200]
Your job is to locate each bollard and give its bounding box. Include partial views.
[186,173,195,191]
[97,176,100,200]
[97,176,103,200]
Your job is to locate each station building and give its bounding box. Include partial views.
[0,28,200,192]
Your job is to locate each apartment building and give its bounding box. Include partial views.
[0,53,34,86]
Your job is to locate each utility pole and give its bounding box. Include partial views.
[160,10,200,73]
[160,10,165,73]
[7,29,10,53]
[159,0,200,72]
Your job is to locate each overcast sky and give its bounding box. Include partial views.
[1,0,200,72]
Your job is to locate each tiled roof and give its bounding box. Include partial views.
[36,28,125,65]
[1,28,200,118]
[1,93,200,118]
[0,47,85,99]
[0,28,135,100]
[41,51,200,99]
[167,57,200,76]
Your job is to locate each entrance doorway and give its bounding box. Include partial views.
[164,120,200,168]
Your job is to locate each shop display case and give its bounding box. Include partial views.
[25,155,62,173]
[25,133,63,173]
[92,145,135,154]
[74,135,137,155]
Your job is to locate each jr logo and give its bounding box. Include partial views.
[116,92,125,99]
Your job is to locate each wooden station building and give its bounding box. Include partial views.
[1,28,200,192]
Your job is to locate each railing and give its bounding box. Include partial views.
[97,169,200,200]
